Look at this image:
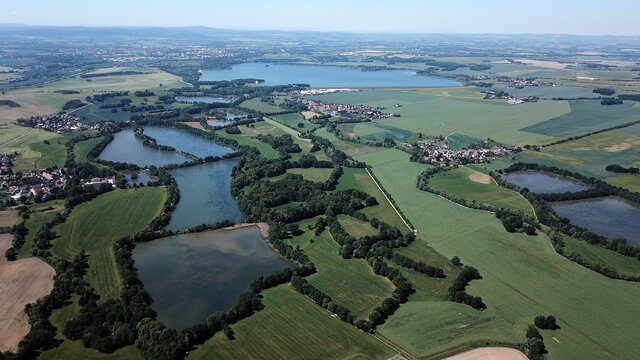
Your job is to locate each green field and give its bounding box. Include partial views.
[18,206,62,259]
[606,174,640,193]
[289,227,394,318]
[271,112,319,131]
[315,127,384,157]
[315,89,569,145]
[337,214,379,238]
[522,100,640,136]
[427,166,535,216]
[215,122,283,159]
[29,131,96,169]
[562,235,640,277]
[336,167,407,230]
[52,188,167,300]
[239,98,286,114]
[188,285,394,360]
[272,167,333,183]
[355,147,640,360]
[0,127,60,172]
[339,122,413,141]
[74,136,104,163]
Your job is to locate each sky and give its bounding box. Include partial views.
[1,0,639,36]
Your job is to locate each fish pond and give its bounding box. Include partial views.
[133,226,291,329]
[98,129,188,167]
[551,196,640,246]
[199,63,461,87]
[143,126,234,158]
[502,170,589,194]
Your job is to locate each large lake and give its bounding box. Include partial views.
[99,129,188,167]
[552,196,640,246]
[199,63,461,87]
[143,126,234,158]
[133,226,291,329]
[166,159,244,231]
[502,171,589,194]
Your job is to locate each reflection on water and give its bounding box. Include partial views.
[503,170,588,194]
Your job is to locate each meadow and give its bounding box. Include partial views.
[215,122,283,159]
[271,112,320,131]
[188,285,394,360]
[561,234,640,277]
[18,207,62,259]
[52,187,167,300]
[239,98,286,114]
[28,131,96,169]
[427,166,535,216]
[0,127,59,172]
[337,214,379,238]
[271,167,333,183]
[355,147,640,360]
[74,136,105,163]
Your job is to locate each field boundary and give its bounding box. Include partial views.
[365,168,413,232]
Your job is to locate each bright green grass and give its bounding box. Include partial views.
[314,89,568,145]
[344,122,413,141]
[356,147,640,360]
[74,136,104,163]
[522,100,640,136]
[271,112,319,131]
[562,235,640,277]
[264,117,310,141]
[239,98,285,114]
[336,167,407,230]
[29,131,96,169]
[39,342,143,360]
[337,214,378,238]
[427,166,535,217]
[291,229,394,318]
[18,208,61,259]
[188,285,394,360]
[315,127,385,158]
[53,188,166,300]
[0,127,60,172]
[215,122,283,159]
[271,167,333,183]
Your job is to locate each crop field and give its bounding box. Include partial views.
[0,127,61,172]
[356,148,640,360]
[562,235,640,277]
[29,131,96,169]
[289,228,394,318]
[239,98,286,114]
[188,285,394,360]
[215,122,282,159]
[427,166,535,216]
[521,100,640,137]
[515,124,640,180]
[271,112,319,130]
[446,133,481,150]
[336,167,407,230]
[18,207,61,259]
[315,127,385,157]
[74,103,134,123]
[314,89,569,145]
[74,136,104,163]
[52,187,167,300]
[606,174,640,193]
[337,214,379,238]
[338,122,413,141]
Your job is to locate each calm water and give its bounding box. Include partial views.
[199,63,461,87]
[502,171,589,194]
[133,226,291,329]
[99,130,188,167]
[143,126,234,158]
[166,159,244,231]
[124,171,153,185]
[552,196,640,246]
[176,96,233,104]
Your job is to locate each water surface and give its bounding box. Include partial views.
[200,63,461,87]
[176,96,233,104]
[166,160,244,231]
[143,126,234,158]
[552,196,640,246]
[133,226,291,329]
[99,130,188,167]
[124,171,153,185]
[502,170,588,194]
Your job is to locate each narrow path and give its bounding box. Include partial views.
[365,168,413,232]
[0,128,35,148]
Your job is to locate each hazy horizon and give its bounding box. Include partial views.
[2,0,639,36]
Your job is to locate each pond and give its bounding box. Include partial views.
[124,171,153,185]
[199,63,462,87]
[143,126,235,158]
[502,170,589,194]
[133,226,291,329]
[166,159,244,231]
[551,196,640,246]
[176,96,233,104]
[99,129,188,167]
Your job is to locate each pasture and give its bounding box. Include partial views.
[337,214,379,238]
[18,206,62,259]
[339,122,413,141]
[74,136,104,163]
[52,187,167,300]
[562,235,640,277]
[290,228,395,318]
[314,89,569,145]
[271,167,333,183]
[29,131,96,169]
[356,148,640,360]
[188,285,394,360]
[239,98,286,114]
[427,166,535,216]
[271,112,319,130]
[216,122,283,159]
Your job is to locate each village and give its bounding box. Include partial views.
[406,139,521,167]
[17,113,104,133]
[482,90,539,104]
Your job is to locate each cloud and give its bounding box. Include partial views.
[9,11,18,15]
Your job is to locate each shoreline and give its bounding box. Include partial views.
[222,222,270,238]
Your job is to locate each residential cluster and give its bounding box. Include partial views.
[497,77,555,88]
[3,168,68,202]
[411,141,520,167]
[298,98,397,119]
[292,88,359,96]
[20,114,103,133]
[482,91,539,104]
